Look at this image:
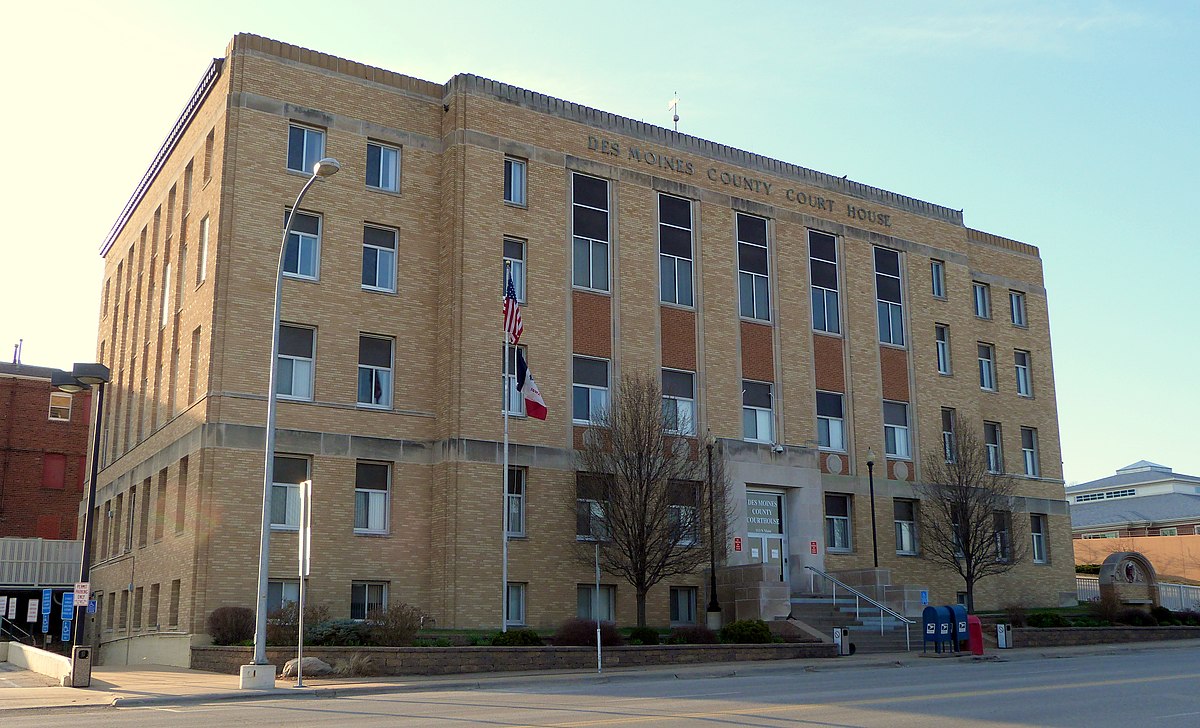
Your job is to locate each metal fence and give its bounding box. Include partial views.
[0,537,82,587]
[1076,574,1200,611]
[1076,575,1100,602]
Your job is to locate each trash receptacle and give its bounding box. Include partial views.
[997,623,1012,649]
[967,615,984,656]
[832,627,853,656]
[69,646,92,688]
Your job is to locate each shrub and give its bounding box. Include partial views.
[413,637,453,647]
[1075,564,1102,575]
[719,619,773,644]
[1026,612,1070,628]
[490,628,544,646]
[628,626,660,645]
[266,602,333,646]
[1150,605,1173,623]
[1116,609,1157,627]
[665,625,719,644]
[333,653,377,676]
[366,603,426,647]
[1086,591,1123,624]
[1175,610,1200,626]
[553,618,623,646]
[207,606,255,646]
[1002,603,1029,628]
[306,619,372,646]
[1068,616,1109,627]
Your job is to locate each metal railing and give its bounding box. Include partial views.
[0,537,83,587]
[1076,575,1200,611]
[806,565,914,650]
[1076,575,1101,602]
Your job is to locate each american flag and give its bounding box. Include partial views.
[503,274,523,345]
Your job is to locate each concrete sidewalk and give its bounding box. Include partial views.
[4,638,1199,713]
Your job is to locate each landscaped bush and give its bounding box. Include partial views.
[719,619,773,644]
[306,619,372,646]
[1067,616,1110,627]
[490,628,544,646]
[1026,612,1070,628]
[366,603,426,646]
[207,606,255,645]
[1175,610,1200,626]
[665,625,719,644]
[1116,609,1158,627]
[1086,591,1123,624]
[1075,564,1102,575]
[628,626,660,645]
[1002,603,1029,628]
[552,618,623,646]
[266,602,333,646]
[1150,605,1173,623]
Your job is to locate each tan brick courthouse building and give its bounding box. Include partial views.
[84,34,1075,665]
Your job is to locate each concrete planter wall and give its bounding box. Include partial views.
[192,642,837,676]
[1013,626,1200,648]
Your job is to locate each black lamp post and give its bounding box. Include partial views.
[705,433,721,629]
[52,362,111,650]
[866,447,878,569]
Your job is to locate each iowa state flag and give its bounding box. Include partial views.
[516,348,547,420]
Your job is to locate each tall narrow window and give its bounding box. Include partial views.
[505,583,526,626]
[1010,290,1027,327]
[875,247,904,345]
[1030,514,1048,563]
[825,494,852,551]
[670,587,697,625]
[168,579,181,627]
[366,141,400,192]
[503,345,526,416]
[283,210,321,280]
[175,456,188,534]
[203,129,215,181]
[148,583,160,629]
[154,472,166,541]
[1021,427,1040,477]
[883,401,910,459]
[506,467,526,537]
[503,238,526,302]
[978,343,997,391]
[742,381,773,443]
[894,500,918,555]
[270,455,308,529]
[354,461,390,534]
[572,356,609,424]
[133,587,143,629]
[572,173,609,291]
[188,327,201,404]
[350,582,387,620]
[661,369,696,436]
[935,324,951,375]
[361,225,397,292]
[160,262,171,327]
[504,157,527,206]
[941,407,957,463]
[287,124,325,174]
[659,194,693,306]
[984,422,1003,473]
[931,259,946,298]
[196,216,209,285]
[1014,350,1032,397]
[357,335,393,408]
[816,391,845,451]
[809,230,840,333]
[973,282,991,319]
[994,511,1012,561]
[182,162,193,217]
[277,325,315,401]
[737,213,770,321]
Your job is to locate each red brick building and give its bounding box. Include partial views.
[0,362,93,539]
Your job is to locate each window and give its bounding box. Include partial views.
[176,457,188,534]
[505,582,526,626]
[283,210,321,280]
[506,467,525,537]
[1159,527,1179,537]
[197,216,209,285]
[978,343,996,391]
[577,584,615,622]
[354,461,390,534]
[931,260,946,298]
[350,582,387,620]
[737,213,770,321]
[662,369,696,436]
[154,471,167,541]
[659,194,694,306]
[816,391,845,451]
[366,141,399,192]
[277,325,315,401]
[973,282,991,319]
[576,475,609,541]
[742,380,773,443]
[270,455,308,529]
[106,592,116,631]
[133,587,143,629]
[1024,514,1047,564]
[160,262,171,327]
[49,392,72,421]
[287,124,325,174]
[503,345,526,416]
[670,587,697,625]
[357,335,393,408]
[572,173,609,291]
[1010,290,1027,327]
[148,583,160,629]
[1014,350,1032,397]
[883,401,910,459]
[169,579,181,627]
[994,511,1012,561]
[1083,532,1119,539]
[267,580,300,612]
[572,356,609,424]
[361,225,397,292]
[809,230,840,333]
[875,247,904,345]
[138,477,150,547]
[825,494,852,551]
[984,422,1003,473]
[894,500,918,555]
[668,482,700,546]
[503,238,526,303]
[1021,427,1039,477]
[503,157,526,206]
[188,327,201,404]
[941,408,957,463]
[935,324,951,375]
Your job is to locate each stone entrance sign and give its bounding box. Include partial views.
[1098,551,1158,608]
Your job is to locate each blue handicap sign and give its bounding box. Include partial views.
[41,614,50,633]
[87,599,97,615]
[61,593,75,619]
[41,588,52,615]
[61,620,72,642]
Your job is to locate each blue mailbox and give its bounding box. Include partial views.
[951,604,968,650]
[922,606,954,653]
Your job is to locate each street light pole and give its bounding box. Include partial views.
[250,158,340,672]
[867,448,878,569]
[705,433,721,629]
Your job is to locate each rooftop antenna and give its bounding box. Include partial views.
[669,94,679,132]
[13,339,21,364]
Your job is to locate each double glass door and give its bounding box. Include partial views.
[746,491,786,582]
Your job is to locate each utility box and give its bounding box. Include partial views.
[69,646,92,688]
[832,627,853,656]
[997,623,1012,649]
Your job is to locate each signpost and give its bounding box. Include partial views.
[61,593,75,619]
[87,600,97,615]
[74,582,91,604]
[41,589,52,615]
[27,599,38,623]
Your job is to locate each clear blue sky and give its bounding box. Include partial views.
[1,1,1195,485]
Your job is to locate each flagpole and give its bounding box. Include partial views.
[501,272,512,633]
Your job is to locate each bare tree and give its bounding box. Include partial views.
[915,428,1027,613]
[574,371,730,627]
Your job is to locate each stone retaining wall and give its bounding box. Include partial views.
[191,642,837,675]
[1014,626,1200,648]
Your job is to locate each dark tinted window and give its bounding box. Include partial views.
[359,336,392,367]
[573,174,608,210]
[659,195,691,228]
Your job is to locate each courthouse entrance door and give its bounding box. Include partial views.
[746,491,787,582]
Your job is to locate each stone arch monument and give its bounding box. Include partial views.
[1098,551,1158,608]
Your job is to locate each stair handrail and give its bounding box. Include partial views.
[804,565,914,624]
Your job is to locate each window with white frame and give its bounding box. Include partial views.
[503,238,526,303]
[883,401,910,459]
[366,141,399,192]
[287,124,325,174]
[504,157,526,206]
[931,259,946,298]
[1010,290,1027,327]
[875,247,904,345]
[670,586,697,625]
[1014,350,1032,397]
[350,582,387,620]
[659,194,694,306]
[49,392,72,421]
[161,262,172,327]
[737,213,770,321]
[1159,527,1179,537]
[994,511,1012,561]
[816,391,845,451]
[267,580,299,613]
[935,324,951,375]
[283,210,321,280]
[270,455,308,529]
[576,474,609,541]
[357,335,393,408]
[941,407,957,463]
[973,282,991,319]
[809,230,840,333]
[1021,427,1039,477]
[572,356,609,424]
[197,216,209,285]
[361,225,397,292]
[577,584,615,621]
[668,481,700,546]
[894,500,918,555]
[1082,531,1119,539]
[1031,515,1047,564]
[572,173,609,291]
[503,345,527,416]
[742,380,773,443]
[978,343,997,391]
[661,369,696,435]
[506,467,525,537]
[984,422,1003,473]
[354,461,389,533]
[505,582,526,626]
[277,325,315,401]
[825,493,852,551]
